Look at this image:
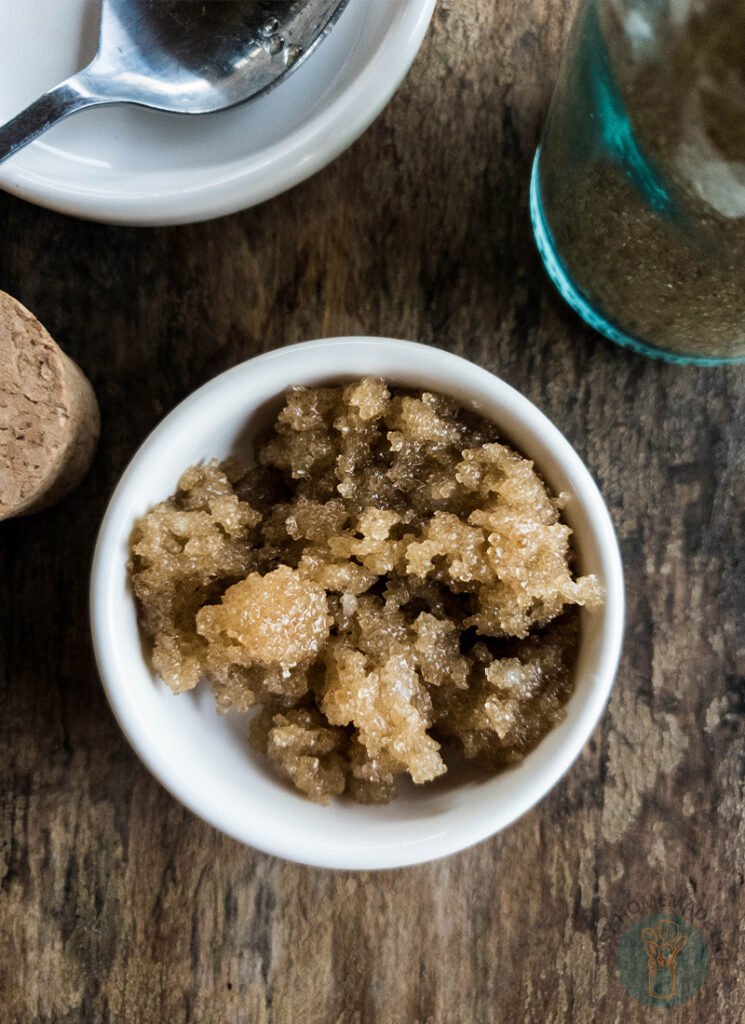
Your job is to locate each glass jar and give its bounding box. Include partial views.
[531,0,745,363]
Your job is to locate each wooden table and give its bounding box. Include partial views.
[2,1,744,1020]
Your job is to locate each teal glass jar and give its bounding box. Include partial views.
[531,0,745,364]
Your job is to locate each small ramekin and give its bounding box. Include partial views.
[90,337,624,869]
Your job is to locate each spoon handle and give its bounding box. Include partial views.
[0,76,107,166]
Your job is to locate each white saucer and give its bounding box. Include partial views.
[0,0,436,225]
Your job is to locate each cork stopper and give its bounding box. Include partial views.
[0,291,100,520]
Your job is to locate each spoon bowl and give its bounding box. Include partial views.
[0,0,348,164]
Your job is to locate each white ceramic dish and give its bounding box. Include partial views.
[90,338,624,869]
[0,0,436,225]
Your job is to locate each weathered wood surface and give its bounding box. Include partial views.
[2,1,744,1020]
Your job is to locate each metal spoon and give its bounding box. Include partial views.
[0,0,349,166]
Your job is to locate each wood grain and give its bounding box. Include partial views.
[2,1,745,1020]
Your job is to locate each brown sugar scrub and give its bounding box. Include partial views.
[128,378,602,804]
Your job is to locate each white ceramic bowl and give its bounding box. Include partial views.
[0,0,436,225]
[91,338,624,869]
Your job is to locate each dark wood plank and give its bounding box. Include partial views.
[2,0,744,1020]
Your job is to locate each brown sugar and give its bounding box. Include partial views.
[129,378,602,804]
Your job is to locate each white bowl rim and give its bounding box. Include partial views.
[0,0,437,226]
[90,337,625,868]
